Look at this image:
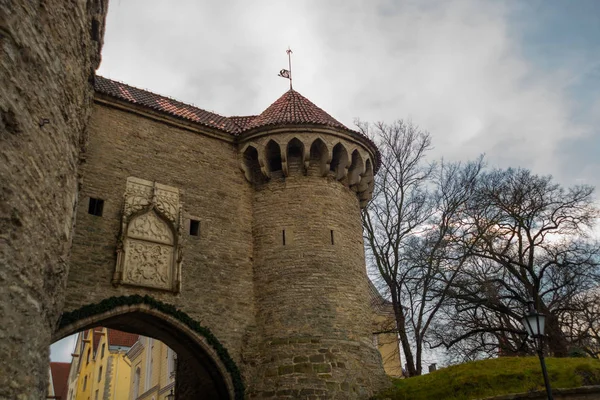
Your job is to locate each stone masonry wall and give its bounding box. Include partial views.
[247,165,388,398]
[0,1,107,399]
[65,101,256,367]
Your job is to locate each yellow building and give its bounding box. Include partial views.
[126,336,177,400]
[66,327,138,400]
[369,281,404,377]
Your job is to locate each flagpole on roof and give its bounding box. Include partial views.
[287,47,293,90]
[278,48,293,89]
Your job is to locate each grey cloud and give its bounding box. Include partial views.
[98,0,599,190]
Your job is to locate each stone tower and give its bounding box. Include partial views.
[239,90,387,398]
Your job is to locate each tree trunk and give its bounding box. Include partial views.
[545,314,569,356]
[392,299,416,377]
[415,338,422,376]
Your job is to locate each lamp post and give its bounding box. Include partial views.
[522,301,553,400]
[166,388,175,400]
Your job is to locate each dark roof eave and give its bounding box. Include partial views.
[93,93,239,139]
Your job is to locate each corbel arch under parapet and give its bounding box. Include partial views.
[358,158,375,208]
[241,145,267,184]
[330,142,349,181]
[309,138,330,177]
[348,149,365,189]
[265,140,283,176]
[286,137,306,176]
[240,142,269,180]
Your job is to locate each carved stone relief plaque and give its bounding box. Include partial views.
[113,177,183,292]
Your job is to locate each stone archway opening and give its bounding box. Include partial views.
[50,298,242,400]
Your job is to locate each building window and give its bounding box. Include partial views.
[86,349,91,365]
[133,367,141,399]
[98,366,102,382]
[101,343,105,359]
[189,219,200,236]
[88,198,104,216]
[95,389,99,400]
[83,375,87,391]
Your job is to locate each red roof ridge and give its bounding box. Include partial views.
[106,328,139,348]
[244,89,348,132]
[94,76,241,134]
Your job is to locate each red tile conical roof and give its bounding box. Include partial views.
[245,90,348,131]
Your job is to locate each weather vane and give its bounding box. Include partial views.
[278,47,293,90]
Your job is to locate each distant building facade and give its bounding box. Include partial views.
[127,336,177,400]
[65,327,138,400]
[369,282,403,377]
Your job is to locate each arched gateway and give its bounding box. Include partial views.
[53,296,241,399]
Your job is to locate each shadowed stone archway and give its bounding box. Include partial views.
[53,296,243,400]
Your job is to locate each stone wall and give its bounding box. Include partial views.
[0,1,108,399]
[65,100,256,364]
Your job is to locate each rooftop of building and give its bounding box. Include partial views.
[94,75,381,171]
[49,362,70,400]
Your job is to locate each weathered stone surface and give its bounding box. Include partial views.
[0,1,107,399]
[65,102,256,367]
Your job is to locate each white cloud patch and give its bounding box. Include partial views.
[50,334,77,363]
[98,0,599,189]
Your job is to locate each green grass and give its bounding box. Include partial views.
[372,357,600,400]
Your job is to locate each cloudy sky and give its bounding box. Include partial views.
[51,0,600,362]
[96,0,600,188]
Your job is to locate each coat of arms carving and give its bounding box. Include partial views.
[112,177,183,292]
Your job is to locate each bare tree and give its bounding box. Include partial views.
[434,168,600,357]
[360,120,483,376]
[562,289,600,358]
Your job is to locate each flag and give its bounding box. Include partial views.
[278,69,291,79]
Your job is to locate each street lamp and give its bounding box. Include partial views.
[166,389,175,400]
[522,301,553,400]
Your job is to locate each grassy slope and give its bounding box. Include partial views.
[372,357,600,400]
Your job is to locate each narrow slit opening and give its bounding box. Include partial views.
[282,230,286,246]
[88,198,104,216]
[189,220,200,236]
[330,230,334,245]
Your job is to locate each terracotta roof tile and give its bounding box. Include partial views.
[107,328,139,348]
[50,362,70,400]
[245,90,348,131]
[368,280,393,315]
[94,76,240,133]
[229,115,257,131]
